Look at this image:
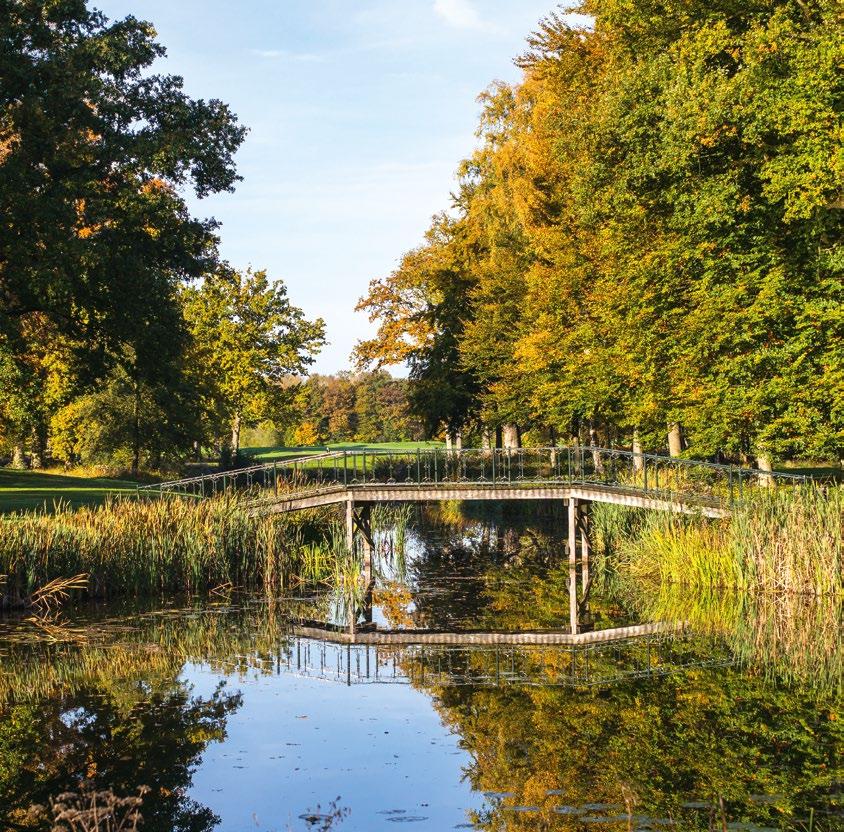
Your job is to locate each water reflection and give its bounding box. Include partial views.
[0,506,841,832]
[0,670,240,831]
[433,665,842,832]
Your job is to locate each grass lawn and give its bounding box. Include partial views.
[0,468,138,513]
[775,461,843,483]
[241,441,444,462]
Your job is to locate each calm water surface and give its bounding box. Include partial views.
[1,507,841,831]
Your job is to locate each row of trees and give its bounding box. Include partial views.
[0,1,324,473]
[355,0,843,465]
[289,371,422,446]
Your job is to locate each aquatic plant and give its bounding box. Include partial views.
[51,785,150,832]
[594,485,842,597]
[0,493,332,607]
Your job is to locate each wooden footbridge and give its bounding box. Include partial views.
[143,446,807,514]
[141,446,808,634]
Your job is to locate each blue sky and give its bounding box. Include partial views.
[95,0,571,372]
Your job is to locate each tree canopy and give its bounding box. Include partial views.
[356,0,843,463]
[0,1,324,472]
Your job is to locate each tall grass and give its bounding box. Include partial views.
[0,493,328,607]
[597,486,842,597]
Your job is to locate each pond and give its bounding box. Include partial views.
[1,504,841,832]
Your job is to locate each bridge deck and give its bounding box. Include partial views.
[254,481,728,517]
[142,446,810,517]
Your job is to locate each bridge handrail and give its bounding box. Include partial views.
[138,445,812,503]
[138,450,346,491]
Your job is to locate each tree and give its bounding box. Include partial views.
[0,0,245,349]
[0,315,80,468]
[183,267,325,456]
[0,0,249,471]
[355,213,481,440]
[361,0,843,464]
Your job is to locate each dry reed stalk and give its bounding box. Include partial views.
[28,574,89,613]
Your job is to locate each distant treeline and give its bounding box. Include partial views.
[240,371,423,449]
[355,0,843,467]
[287,372,423,446]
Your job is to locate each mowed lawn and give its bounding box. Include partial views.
[0,468,138,513]
[241,441,444,462]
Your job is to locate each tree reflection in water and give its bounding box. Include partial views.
[0,683,241,832]
[395,508,844,830]
[425,663,843,831]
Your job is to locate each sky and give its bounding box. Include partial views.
[95,0,571,373]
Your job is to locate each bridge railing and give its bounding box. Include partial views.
[139,446,811,508]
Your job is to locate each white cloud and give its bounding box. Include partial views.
[251,48,325,63]
[433,0,492,31]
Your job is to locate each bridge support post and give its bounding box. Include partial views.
[345,500,374,589]
[579,502,591,595]
[357,503,374,588]
[568,497,578,635]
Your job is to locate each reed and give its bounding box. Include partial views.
[0,493,331,608]
[730,485,842,596]
[600,485,842,597]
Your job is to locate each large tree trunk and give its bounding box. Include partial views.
[231,412,242,456]
[632,428,644,474]
[445,428,462,454]
[501,423,519,451]
[667,423,684,458]
[756,453,773,488]
[29,422,47,469]
[131,383,141,477]
[481,428,492,454]
[10,443,26,469]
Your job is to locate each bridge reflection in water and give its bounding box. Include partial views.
[270,625,733,688]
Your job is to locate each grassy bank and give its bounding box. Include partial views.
[590,487,842,691]
[0,468,138,513]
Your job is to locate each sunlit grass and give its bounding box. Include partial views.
[0,467,138,513]
[0,492,327,606]
[242,440,444,462]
